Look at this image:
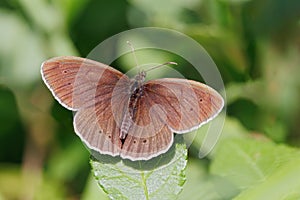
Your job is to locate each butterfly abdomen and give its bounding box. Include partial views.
[119,111,132,139]
[119,83,144,140]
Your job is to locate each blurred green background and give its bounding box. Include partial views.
[1,0,300,199]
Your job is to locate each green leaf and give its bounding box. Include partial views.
[234,158,300,200]
[90,135,187,200]
[210,137,300,198]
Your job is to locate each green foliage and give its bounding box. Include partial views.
[1,0,300,199]
[90,136,187,200]
[211,138,300,198]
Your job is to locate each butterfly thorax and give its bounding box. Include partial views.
[132,71,146,88]
[119,71,146,140]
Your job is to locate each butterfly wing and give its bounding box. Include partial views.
[120,78,223,160]
[142,78,224,133]
[74,106,123,156]
[120,92,174,160]
[41,56,128,110]
[41,56,131,156]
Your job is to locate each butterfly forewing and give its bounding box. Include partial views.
[139,78,224,133]
[41,56,127,110]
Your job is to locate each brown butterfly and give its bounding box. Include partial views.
[41,56,224,161]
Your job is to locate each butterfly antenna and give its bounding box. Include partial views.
[145,61,178,72]
[127,41,140,71]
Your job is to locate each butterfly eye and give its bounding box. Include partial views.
[143,139,147,143]
[133,140,137,144]
[63,70,68,74]
[200,98,203,102]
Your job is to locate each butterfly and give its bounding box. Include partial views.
[41,56,224,161]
